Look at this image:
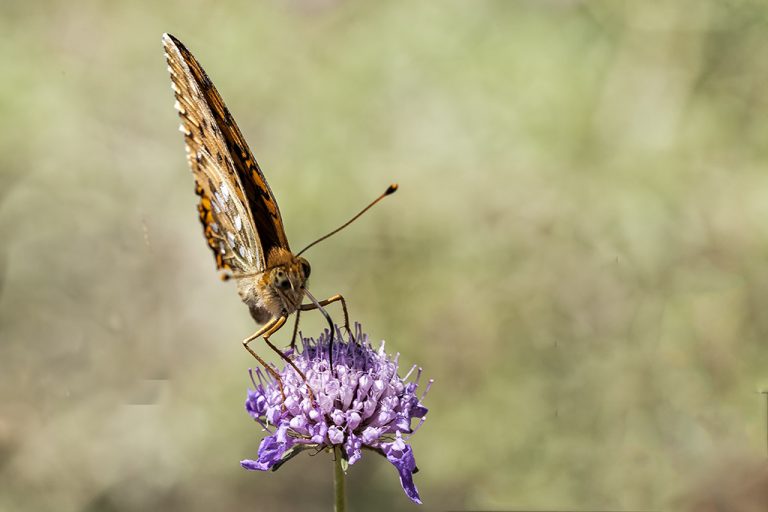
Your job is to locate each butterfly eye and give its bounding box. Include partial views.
[274,269,291,290]
[299,259,311,279]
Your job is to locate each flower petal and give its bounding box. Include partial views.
[344,432,362,465]
[240,458,271,471]
[241,432,296,472]
[245,388,267,419]
[328,425,344,445]
[382,434,421,504]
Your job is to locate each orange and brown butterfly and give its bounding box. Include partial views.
[161,33,396,378]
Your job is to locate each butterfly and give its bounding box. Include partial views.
[162,33,395,381]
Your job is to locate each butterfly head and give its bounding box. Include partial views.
[234,248,311,321]
[258,248,312,316]
[268,256,311,295]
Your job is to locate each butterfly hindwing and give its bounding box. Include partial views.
[163,33,290,273]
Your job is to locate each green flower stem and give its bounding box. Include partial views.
[333,446,347,512]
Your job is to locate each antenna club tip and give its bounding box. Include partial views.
[385,183,398,195]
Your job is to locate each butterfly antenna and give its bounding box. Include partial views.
[297,184,398,257]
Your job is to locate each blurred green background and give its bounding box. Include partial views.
[2,1,768,510]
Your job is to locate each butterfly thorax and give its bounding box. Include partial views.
[237,247,311,324]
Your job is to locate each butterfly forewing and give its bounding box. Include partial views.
[163,33,289,273]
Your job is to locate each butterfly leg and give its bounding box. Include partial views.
[257,315,316,405]
[242,318,286,397]
[289,309,301,350]
[299,293,354,374]
[300,294,354,342]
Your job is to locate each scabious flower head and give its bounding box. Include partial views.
[241,324,432,504]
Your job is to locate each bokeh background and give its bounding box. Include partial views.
[2,1,768,510]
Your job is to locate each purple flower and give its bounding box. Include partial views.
[241,324,432,504]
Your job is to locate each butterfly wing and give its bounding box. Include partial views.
[163,33,290,274]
